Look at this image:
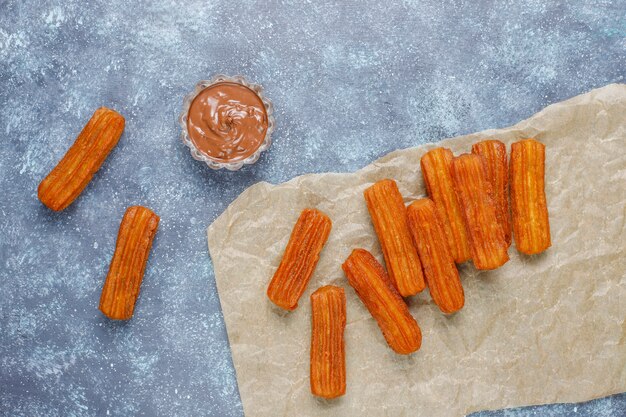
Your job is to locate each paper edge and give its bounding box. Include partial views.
[207,83,625,240]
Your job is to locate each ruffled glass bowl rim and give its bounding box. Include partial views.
[178,74,275,171]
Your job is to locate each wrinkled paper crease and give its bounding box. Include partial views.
[208,84,626,417]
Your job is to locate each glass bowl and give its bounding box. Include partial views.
[179,74,275,171]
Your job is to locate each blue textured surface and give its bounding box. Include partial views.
[1,1,625,416]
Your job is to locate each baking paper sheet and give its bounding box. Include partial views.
[207,84,626,417]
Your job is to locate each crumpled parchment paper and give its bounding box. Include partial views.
[207,84,626,417]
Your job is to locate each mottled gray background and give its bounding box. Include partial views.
[0,0,624,416]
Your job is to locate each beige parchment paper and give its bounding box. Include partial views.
[207,84,626,417]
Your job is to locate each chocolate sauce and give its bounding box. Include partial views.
[187,82,268,162]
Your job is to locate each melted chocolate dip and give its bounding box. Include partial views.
[187,82,268,162]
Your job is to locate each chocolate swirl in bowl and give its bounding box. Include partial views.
[186,82,269,162]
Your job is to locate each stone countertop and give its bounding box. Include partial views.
[0,1,624,416]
